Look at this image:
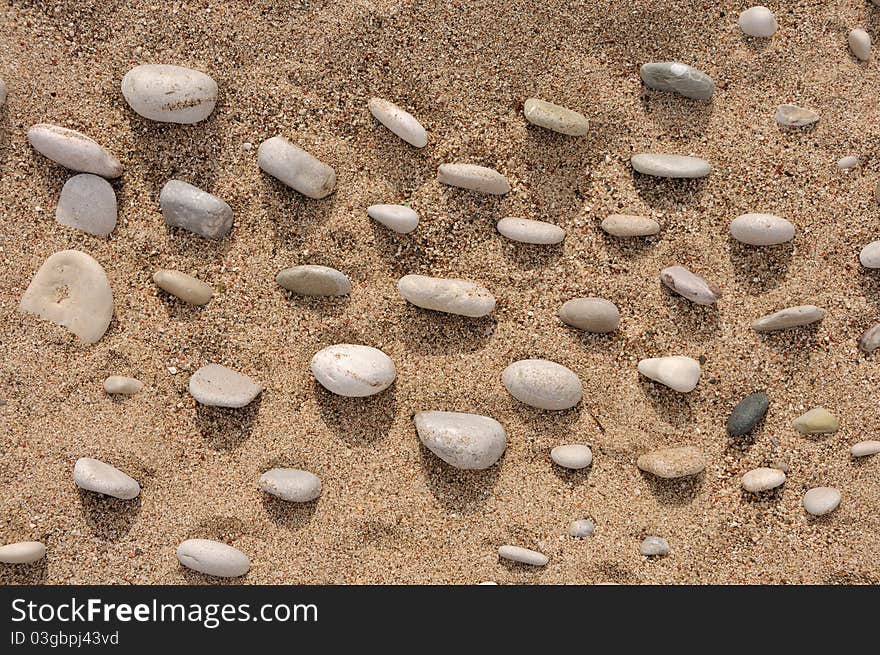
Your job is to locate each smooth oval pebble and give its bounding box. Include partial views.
[727,391,769,437]
[660,265,719,305]
[176,539,249,578]
[793,407,839,435]
[367,204,419,234]
[550,444,593,470]
[776,104,819,127]
[188,363,262,408]
[310,344,396,397]
[637,446,707,478]
[276,265,351,296]
[153,269,214,306]
[368,97,427,148]
[498,545,548,566]
[0,541,46,564]
[803,487,841,516]
[859,323,880,354]
[638,356,701,393]
[751,305,826,332]
[121,64,217,124]
[729,213,795,246]
[738,6,777,37]
[73,457,140,500]
[258,136,336,199]
[502,359,582,410]
[496,217,565,244]
[523,98,589,136]
[28,124,122,178]
[558,297,620,333]
[742,467,786,492]
[398,274,495,317]
[259,469,322,502]
[570,519,595,538]
[837,155,861,170]
[631,153,711,178]
[859,241,880,268]
[414,411,507,470]
[639,62,714,100]
[160,180,233,239]
[849,28,871,61]
[640,536,669,557]
[437,163,510,195]
[601,214,660,237]
[56,174,117,237]
[851,440,880,457]
[20,250,113,344]
[103,376,144,395]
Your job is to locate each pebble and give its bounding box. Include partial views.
[849,28,871,61]
[498,545,548,567]
[523,98,589,136]
[639,536,669,557]
[569,519,595,538]
[103,376,144,395]
[550,444,593,470]
[741,467,786,492]
[160,180,233,239]
[55,174,117,237]
[176,539,250,578]
[558,297,620,333]
[437,163,510,195]
[397,274,495,317]
[851,440,880,457]
[368,97,427,148]
[121,64,217,124]
[367,204,419,234]
[276,265,351,296]
[258,136,336,199]
[28,124,122,178]
[0,541,46,564]
[637,446,707,479]
[414,411,507,470]
[738,6,778,37]
[631,153,711,178]
[639,62,714,100]
[660,265,719,305]
[153,269,214,306]
[496,217,565,244]
[793,407,839,435]
[310,344,396,397]
[752,305,827,332]
[637,356,701,392]
[502,359,582,410]
[775,104,819,127]
[837,155,861,170]
[803,487,841,516]
[727,391,769,437]
[259,469,322,502]
[859,323,880,354]
[729,213,795,246]
[188,364,262,408]
[601,214,660,237]
[73,457,140,500]
[20,250,113,344]
[859,241,880,268]
[0,78,6,106]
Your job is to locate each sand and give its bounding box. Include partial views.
[1,1,879,585]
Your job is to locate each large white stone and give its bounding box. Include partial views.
[414,411,507,470]
[258,136,336,199]
[160,180,233,239]
[502,359,582,410]
[73,457,140,500]
[729,213,795,246]
[121,64,217,124]
[310,344,396,397]
[28,124,122,178]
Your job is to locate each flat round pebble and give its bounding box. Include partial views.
[176,539,250,578]
[742,467,786,492]
[550,444,593,470]
[558,297,620,333]
[601,214,660,237]
[56,174,117,236]
[153,269,214,306]
[160,180,233,239]
[859,323,880,354]
[259,469,322,502]
[660,265,719,305]
[258,136,336,199]
[851,440,880,457]
[727,391,769,437]
[367,204,419,234]
[311,344,396,397]
[498,545,548,567]
[803,487,841,516]
[776,104,819,127]
[570,519,595,538]
[188,363,262,408]
[414,411,507,470]
[276,265,351,296]
[496,217,565,244]
[637,446,707,479]
[631,153,711,178]
[640,536,669,557]
[398,274,495,317]
[437,163,510,195]
[0,541,46,564]
[638,356,701,392]
[751,305,826,332]
[837,155,861,170]
[859,241,880,268]
[502,359,582,410]
[738,6,777,37]
[523,97,589,135]
[27,124,123,178]
[103,376,144,395]
[793,407,839,435]
[729,213,795,246]
[121,64,217,124]
[368,97,427,148]
[849,28,871,61]
[639,61,714,100]
[73,457,140,500]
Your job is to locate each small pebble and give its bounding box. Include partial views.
[637,356,701,392]
[103,376,144,395]
[0,78,6,106]
[414,411,507,470]
[0,541,46,564]
[523,97,589,135]
[601,214,660,237]
[558,297,620,333]
[498,545,548,567]
[160,180,233,239]
[859,240,880,268]
[398,274,495,317]
[851,440,880,457]
[837,155,861,170]
[793,407,839,435]
[258,136,336,199]
[121,64,217,124]
[311,344,396,397]
[776,104,819,127]
[637,446,707,479]
[55,174,117,237]
[438,163,510,195]
[496,217,565,244]
[849,28,871,61]
[502,359,582,410]
[153,269,214,306]
[803,487,841,516]
[276,265,351,296]
[188,363,262,408]
[28,124,122,178]
[368,97,427,148]
[660,265,719,305]
[639,62,714,100]
[631,153,711,178]
[729,213,795,246]
[741,467,786,492]
[367,204,419,234]
[73,457,140,500]
[639,536,669,557]
[176,539,250,578]
[751,305,826,332]
[859,323,880,354]
[478,581,498,585]
[738,6,778,37]
[259,469,322,502]
[550,444,593,469]
[727,391,769,437]
[569,519,595,538]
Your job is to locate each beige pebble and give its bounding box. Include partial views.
[0,541,46,564]
[637,446,706,478]
[523,98,589,136]
[558,297,620,333]
[103,376,144,395]
[741,467,786,492]
[851,440,880,457]
[601,214,660,237]
[276,265,351,296]
[438,163,510,195]
[153,269,214,305]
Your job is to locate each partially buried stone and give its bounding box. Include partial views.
[570,519,595,538]
[258,136,336,199]
[176,539,249,578]
[738,6,778,37]
[803,487,841,516]
[153,269,214,306]
[368,97,427,148]
[550,444,592,470]
[496,217,565,244]
[367,204,419,234]
[727,391,769,437]
[637,356,701,392]
[498,545,548,566]
[793,407,839,435]
[259,469,321,502]
[103,376,144,395]
[859,241,880,268]
[437,163,510,195]
[640,536,669,557]
[729,213,795,246]
[631,153,711,178]
[73,457,140,500]
[121,64,217,124]
[523,98,589,136]
[637,446,706,478]
[859,323,880,354]
[639,62,714,100]
[741,467,785,492]
[851,440,880,457]
[502,359,582,410]
[0,541,46,564]
[276,265,351,296]
[188,364,262,408]
[160,180,233,239]
[837,155,860,170]
[398,274,495,317]
[56,174,117,237]
[776,104,819,127]
[414,411,507,470]
[28,124,122,178]
[601,214,660,237]
[558,297,620,333]
[310,344,396,397]
[751,305,826,332]
[660,265,719,305]
[849,28,871,61]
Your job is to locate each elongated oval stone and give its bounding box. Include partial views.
[188,364,262,408]
[640,536,669,556]
[20,250,113,344]
[276,265,351,296]
[103,376,144,395]
[28,124,122,178]
[160,180,233,239]
[397,274,495,317]
[176,539,249,578]
[859,323,880,354]
[121,64,217,124]
[637,356,701,392]
[367,204,419,234]
[153,269,214,306]
[56,174,117,237]
[0,541,46,564]
[631,153,711,178]
[639,62,714,100]
[729,213,795,246]
[851,440,880,457]
[258,136,336,199]
[727,391,769,437]
[637,446,706,478]
[496,217,565,244]
[601,214,660,237]
[742,467,786,492]
[438,163,510,195]
[859,241,880,268]
[838,155,860,170]
[660,265,719,305]
[502,359,582,410]
[550,444,592,470]
[558,297,620,333]
[739,6,777,37]
[368,98,427,148]
[523,98,589,136]
[849,28,871,61]
[498,545,548,566]
[751,305,826,332]
[803,487,840,516]
[73,457,140,499]
[776,104,819,127]
[414,411,507,470]
[259,469,322,502]
[310,344,396,397]
[793,407,839,435]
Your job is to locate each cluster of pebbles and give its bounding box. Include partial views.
[2,9,879,580]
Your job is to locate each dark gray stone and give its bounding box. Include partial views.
[727,391,769,436]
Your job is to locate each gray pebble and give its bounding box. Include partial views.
[803,487,841,516]
[523,98,589,136]
[558,297,620,333]
[751,305,826,332]
[496,217,565,244]
[259,469,322,502]
[729,213,795,246]
[438,163,510,195]
[103,376,144,395]
[727,391,769,437]
[0,541,46,564]
[258,136,336,199]
[121,64,217,124]
[569,519,595,538]
[502,359,582,410]
[776,104,819,127]
[660,265,719,305]
[398,274,495,317]
[73,457,140,500]
[415,411,507,470]
[188,363,262,408]
[176,539,249,578]
[28,124,122,178]
[550,444,592,469]
[859,323,880,354]
[637,446,706,479]
[56,174,117,237]
[631,153,711,178]
[640,536,669,557]
[639,62,714,100]
[153,269,214,306]
[601,214,660,237]
[498,545,548,566]
[160,180,233,239]
[851,440,880,457]
[276,265,351,296]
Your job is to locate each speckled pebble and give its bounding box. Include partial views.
[415,411,507,470]
[523,98,589,135]
[121,64,217,124]
[637,446,706,479]
[727,391,769,437]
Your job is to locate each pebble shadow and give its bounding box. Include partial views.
[729,238,793,295]
[194,398,261,450]
[641,472,703,506]
[740,488,783,505]
[261,177,337,254]
[500,241,563,271]
[551,463,592,484]
[398,307,493,355]
[314,382,396,445]
[418,445,501,513]
[280,290,351,319]
[261,495,318,530]
[639,92,713,136]
[78,490,141,541]
[0,559,48,584]
[638,380,695,428]
[632,175,708,211]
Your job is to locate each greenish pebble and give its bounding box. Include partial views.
[793,407,839,435]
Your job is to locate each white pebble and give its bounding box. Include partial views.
[0,541,46,564]
[751,305,826,332]
[741,467,786,492]
[738,6,778,38]
[637,356,701,393]
[502,359,582,410]
[28,124,122,178]
[176,539,249,578]
[56,174,117,237]
[803,487,841,516]
[496,217,565,244]
[776,104,819,127]
[310,344,396,397]
[438,163,510,195]
[523,98,589,136]
[258,136,336,199]
[368,204,419,234]
[188,364,262,408]
[729,213,795,246]
[414,411,507,470]
[569,519,595,538]
[851,440,880,457]
[631,153,711,178]
[859,241,880,268]
[660,265,719,305]
[160,180,233,239]
[837,155,860,170]
[103,376,144,395]
[550,444,593,469]
[849,28,871,61]
[640,536,669,556]
[398,274,495,317]
[73,457,140,500]
[558,297,620,333]
[368,97,427,148]
[259,469,322,502]
[498,545,548,566]
[121,64,217,124]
